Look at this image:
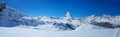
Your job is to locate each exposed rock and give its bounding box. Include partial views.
[91,21,120,28]
[0,2,6,12]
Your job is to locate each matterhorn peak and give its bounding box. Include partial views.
[64,11,72,19]
[65,11,71,17]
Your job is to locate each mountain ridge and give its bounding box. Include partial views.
[0,2,120,31]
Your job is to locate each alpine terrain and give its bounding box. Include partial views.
[0,2,120,37]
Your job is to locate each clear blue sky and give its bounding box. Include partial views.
[0,0,120,17]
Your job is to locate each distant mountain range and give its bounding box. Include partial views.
[0,2,120,31]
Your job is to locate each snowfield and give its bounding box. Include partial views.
[0,2,120,37]
[0,27,119,37]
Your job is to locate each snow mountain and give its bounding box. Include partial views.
[0,2,81,31]
[19,12,81,31]
[0,2,120,31]
[0,2,28,27]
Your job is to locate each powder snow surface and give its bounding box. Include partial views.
[0,27,119,37]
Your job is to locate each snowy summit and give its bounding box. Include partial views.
[65,11,70,17]
[0,2,120,31]
[0,2,120,37]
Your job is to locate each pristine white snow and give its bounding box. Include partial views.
[0,2,120,37]
[1,5,120,30]
[0,27,119,37]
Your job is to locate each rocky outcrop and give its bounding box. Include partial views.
[0,2,6,12]
[91,21,120,28]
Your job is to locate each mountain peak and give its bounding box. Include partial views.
[65,11,71,17]
[64,11,72,19]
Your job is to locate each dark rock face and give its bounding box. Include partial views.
[53,23,76,30]
[0,2,6,12]
[65,23,76,30]
[91,21,120,28]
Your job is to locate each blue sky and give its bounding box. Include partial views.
[0,0,120,17]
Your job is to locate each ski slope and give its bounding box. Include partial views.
[0,27,119,37]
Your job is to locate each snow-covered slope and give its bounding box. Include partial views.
[0,2,81,31]
[19,14,81,31]
[84,15,120,28]
[0,2,27,27]
[0,27,119,37]
[0,2,120,31]
[0,2,120,37]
